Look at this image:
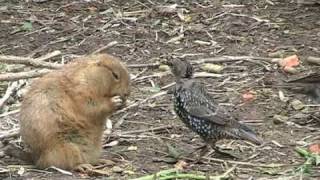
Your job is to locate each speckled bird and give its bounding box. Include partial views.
[287,70,320,103]
[165,59,263,155]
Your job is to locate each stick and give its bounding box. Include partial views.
[204,157,289,168]
[0,82,20,108]
[131,166,236,180]
[192,56,278,64]
[0,109,20,118]
[114,91,167,115]
[127,62,160,68]
[305,56,320,65]
[0,128,20,140]
[0,69,52,81]
[117,125,174,135]
[92,41,118,54]
[0,51,62,69]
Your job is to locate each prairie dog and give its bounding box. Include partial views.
[19,53,130,170]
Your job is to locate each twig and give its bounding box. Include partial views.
[114,91,167,115]
[48,166,73,176]
[0,109,20,118]
[203,157,290,168]
[305,56,320,65]
[92,41,118,54]
[228,13,270,23]
[130,166,236,180]
[127,62,160,68]
[0,81,23,108]
[0,69,52,81]
[0,128,20,140]
[133,72,170,82]
[192,56,278,64]
[117,125,174,135]
[194,72,224,78]
[0,51,62,69]
[131,68,148,80]
[127,55,276,70]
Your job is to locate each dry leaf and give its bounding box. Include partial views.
[278,55,300,68]
[159,64,170,72]
[112,166,124,173]
[177,9,192,22]
[273,114,289,124]
[88,6,98,13]
[309,144,320,154]
[291,99,304,110]
[17,167,25,176]
[201,63,224,73]
[242,91,256,102]
[174,160,188,170]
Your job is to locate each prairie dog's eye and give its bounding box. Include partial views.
[112,71,120,80]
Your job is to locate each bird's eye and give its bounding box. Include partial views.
[112,71,119,80]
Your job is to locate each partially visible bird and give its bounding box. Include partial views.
[165,59,263,157]
[286,70,320,103]
[164,59,194,79]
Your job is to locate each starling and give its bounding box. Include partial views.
[286,70,320,103]
[166,59,263,157]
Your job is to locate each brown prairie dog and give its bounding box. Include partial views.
[19,53,130,170]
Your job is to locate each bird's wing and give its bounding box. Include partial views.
[185,105,228,125]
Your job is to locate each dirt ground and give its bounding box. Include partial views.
[0,0,320,179]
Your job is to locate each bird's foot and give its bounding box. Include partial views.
[188,144,207,154]
[98,159,116,166]
[189,145,211,163]
[213,147,239,159]
[93,159,116,169]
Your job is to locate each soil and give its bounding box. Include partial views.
[0,0,320,179]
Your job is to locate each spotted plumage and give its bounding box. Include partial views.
[166,59,263,151]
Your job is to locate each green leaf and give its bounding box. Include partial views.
[166,143,181,159]
[21,22,33,31]
[313,153,320,166]
[149,86,161,93]
[295,147,310,158]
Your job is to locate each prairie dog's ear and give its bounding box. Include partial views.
[96,61,121,82]
[110,69,120,81]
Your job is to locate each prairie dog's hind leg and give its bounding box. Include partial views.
[36,143,86,170]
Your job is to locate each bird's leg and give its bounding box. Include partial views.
[195,145,210,163]
[189,142,221,163]
[187,143,205,155]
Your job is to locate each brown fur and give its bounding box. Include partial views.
[18,53,130,170]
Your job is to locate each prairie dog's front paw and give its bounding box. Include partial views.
[111,96,124,109]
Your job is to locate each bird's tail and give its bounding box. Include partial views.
[229,123,264,145]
